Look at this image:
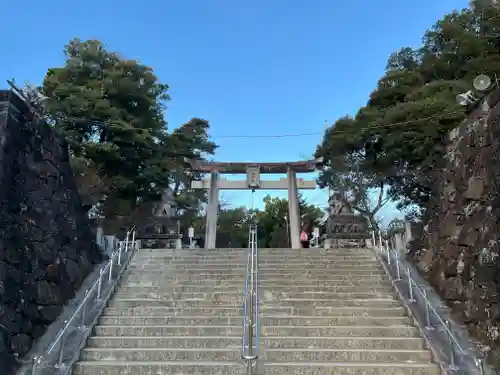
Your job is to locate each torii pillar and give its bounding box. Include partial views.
[205,171,219,249]
[287,167,301,249]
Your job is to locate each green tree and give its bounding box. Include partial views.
[216,206,249,248]
[315,117,390,231]
[168,118,218,228]
[317,3,500,211]
[42,39,171,219]
[255,195,324,248]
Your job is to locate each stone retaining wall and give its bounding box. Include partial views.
[0,90,102,374]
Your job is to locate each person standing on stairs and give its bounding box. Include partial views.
[300,227,309,248]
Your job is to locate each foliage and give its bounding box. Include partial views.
[316,3,500,211]
[254,195,324,248]
[169,118,218,227]
[387,218,406,237]
[193,195,324,248]
[41,39,217,224]
[216,207,249,248]
[42,39,171,218]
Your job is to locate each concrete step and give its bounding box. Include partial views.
[131,256,248,261]
[263,316,411,326]
[93,325,243,336]
[260,292,395,300]
[99,316,245,325]
[123,275,245,280]
[80,347,240,361]
[116,286,245,293]
[128,262,382,268]
[128,265,247,271]
[92,324,418,338]
[127,265,247,271]
[131,256,382,262]
[258,270,386,275]
[117,285,393,294]
[73,361,246,375]
[258,252,379,257]
[262,325,419,337]
[260,299,401,308]
[136,249,247,254]
[102,306,406,317]
[86,336,242,348]
[98,315,411,326]
[121,282,245,288]
[258,264,382,269]
[125,269,385,275]
[264,336,427,350]
[261,362,440,375]
[263,348,432,362]
[121,277,391,285]
[124,269,247,274]
[79,347,431,363]
[259,280,393,287]
[259,275,389,282]
[119,280,393,289]
[107,299,245,308]
[113,292,394,301]
[131,259,380,264]
[113,292,244,301]
[102,306,261,316]
[107,298,400,309]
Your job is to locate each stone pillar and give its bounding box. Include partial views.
[404,221,413,247]
[395,233,404,253]
[205,171,219,249]
[287,168,300,249]
[324,238,332,249]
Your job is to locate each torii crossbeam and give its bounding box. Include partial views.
[187,158,323,249]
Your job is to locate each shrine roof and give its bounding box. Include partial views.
[185,157,323,174]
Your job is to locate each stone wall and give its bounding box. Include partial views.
[409,88,500,369]
[0,90,102,374]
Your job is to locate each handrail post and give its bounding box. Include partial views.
[242,223,259,374]
[124,230,130,253]
[445,320,458,370]
[131,229,136,251]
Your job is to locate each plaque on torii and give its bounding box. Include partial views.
[187,158,323,249]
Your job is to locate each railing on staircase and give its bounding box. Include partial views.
[27,227,137,375]
[374,232,493,375]
[241,223,260,375]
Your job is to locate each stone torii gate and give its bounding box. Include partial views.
[187,158,322,249]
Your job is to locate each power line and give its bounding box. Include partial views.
[214,111,463,139]
[54,110,464,140]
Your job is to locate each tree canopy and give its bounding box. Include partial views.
[316,2,500,216]
[41,39,217,227]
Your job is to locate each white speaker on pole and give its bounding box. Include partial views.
[473,74,492,92]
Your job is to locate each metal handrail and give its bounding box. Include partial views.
[374,232,487,375]
[29,227,137,375]
[241,223,260,374]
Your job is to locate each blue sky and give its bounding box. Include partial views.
[3,0,468,225]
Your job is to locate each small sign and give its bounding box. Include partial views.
[246,166,260,188]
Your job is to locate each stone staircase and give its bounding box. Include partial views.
[72,246,441,375]
[258,247,441,375]
[73,247,248,374]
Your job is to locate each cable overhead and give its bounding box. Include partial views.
[50,110,464,140]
